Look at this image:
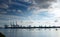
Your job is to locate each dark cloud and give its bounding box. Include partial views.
[0,3,8,9]
[0,0,57,15]
[0,0,56,9]
[35,0,55,3]
[28,0,56,9]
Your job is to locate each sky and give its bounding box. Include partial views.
[0,0,60,27]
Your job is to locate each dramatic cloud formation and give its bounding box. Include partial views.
[0,0,60,26]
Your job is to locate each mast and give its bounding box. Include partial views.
[16,21,17,25]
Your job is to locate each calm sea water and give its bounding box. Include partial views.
[0,28,60,37]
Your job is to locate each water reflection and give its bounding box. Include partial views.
[0,28,60,37]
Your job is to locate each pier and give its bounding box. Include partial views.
[4,25,60,29]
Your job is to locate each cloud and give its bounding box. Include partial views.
[27,0,59,20]
[27,0,56,10]
[48,0,60,17]
[0,0,60,26]
[0,14,27,21]
[27,0,56,16]
[11,2,28,7]
[0,3,9,9]
[0,11,7,14]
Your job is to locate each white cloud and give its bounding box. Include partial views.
[48,0,60,17]
[0,14,59,26]
[17,10,22,13]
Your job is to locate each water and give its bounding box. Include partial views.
[0,28,60,37]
